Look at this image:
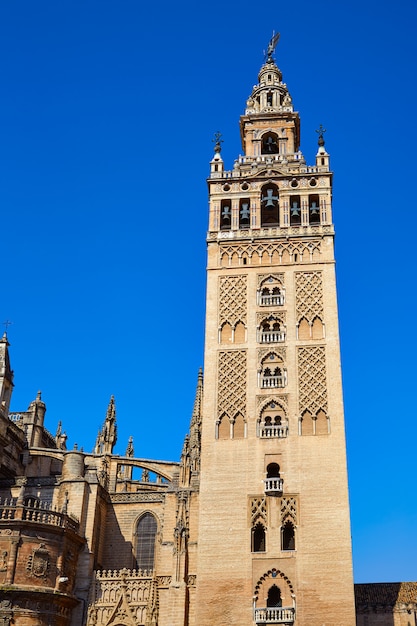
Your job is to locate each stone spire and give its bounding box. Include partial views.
[125,435,134,457]
[0,332,14,417]
[180,369,203,486]
[94,395,117,455]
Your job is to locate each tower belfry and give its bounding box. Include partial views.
[196,35,355,625]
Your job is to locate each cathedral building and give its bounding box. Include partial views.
[0,36,414,626]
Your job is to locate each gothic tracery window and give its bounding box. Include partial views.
[134,513,157,571]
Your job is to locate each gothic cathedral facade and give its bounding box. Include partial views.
[0,41,359,626]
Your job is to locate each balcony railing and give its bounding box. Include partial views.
[254,607,295,624]
[260,295,284,306]
[0,498,79,533]
[260,331,285,343]
[261,376,285,389]
[264,477,283,495]
[260,425,288,439]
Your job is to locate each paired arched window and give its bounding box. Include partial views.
[258,277,285,306]
[134,513,157,570]
[259,353,286,389]
[258,316,285,343]
[259,401,288,439]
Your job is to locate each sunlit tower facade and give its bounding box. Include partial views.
[195,38,355,626]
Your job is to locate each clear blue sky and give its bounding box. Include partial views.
[1,0,416,584]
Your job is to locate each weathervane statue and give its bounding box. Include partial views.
[265,31,280,61]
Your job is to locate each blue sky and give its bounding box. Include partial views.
[1,0,417,584]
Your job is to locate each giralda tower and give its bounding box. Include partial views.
[195,36,355,626]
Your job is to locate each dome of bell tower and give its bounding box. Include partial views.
[245,58,294,115]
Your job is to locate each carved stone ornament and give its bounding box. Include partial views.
[26,543,50,578]
[0,550,8,571]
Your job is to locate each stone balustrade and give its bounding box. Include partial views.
[260,425,288,439]
[260,295,285,306]
[0,497,79,532]
[261,376,285,388]
[260,331,286,343]
[264,477,283,495]
[254,607,295,624]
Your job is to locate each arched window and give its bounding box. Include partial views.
[260,353,286,389]
[258,315,285,343]
[309,194,320,224]
[266,463,280,478]
[220,200,231,230]
[261,184,279,226]
[135,513,157,570]
[252,522,266,552]
[239,198,250,229]
[259,402,287,439]
[281,521,295,551]
[258,276,285,306]
[265,463,283,495]
[290,195,301,226]
[267,585,282,607]
[261,132,279,154]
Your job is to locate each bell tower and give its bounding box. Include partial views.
[196,36,355,625]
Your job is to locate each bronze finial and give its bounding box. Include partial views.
[315,124,327,147]
[213,131,223,153]
[265,32,280,62]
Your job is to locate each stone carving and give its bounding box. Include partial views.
[251,497,267,525]
[256,311,286,326]
[110,493,165,504]
[88,569,154,626]
[258,346,286,362]
[297,346,328,415]
[218,239,322,267]
[26,543,50,579]
[295,271,324,323]
[217,351,246,423]
[257,272,284,289]
[218,275,247,327]
[281,496,298,524]
[256,394,288,411]
[0,550,8,571]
